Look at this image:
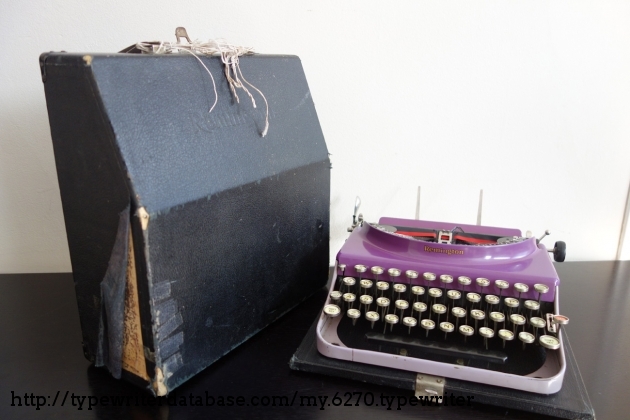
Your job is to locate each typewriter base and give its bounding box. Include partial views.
[291,318,594,420]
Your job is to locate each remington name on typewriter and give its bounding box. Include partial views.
[317,201,569,394]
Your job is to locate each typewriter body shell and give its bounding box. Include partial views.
[316,217,565,394]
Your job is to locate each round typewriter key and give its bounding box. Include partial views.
[524,299,540,318]
[403,316,417,334]
[421,319,436,337]
[343,293,356,309]
[498,329,514,348]
[534,283,550,304]
[494,279,510,300]
[347,308,361,326]
[459,324,474,342]
[411,286,425,302]
[330,290,342,303]
[360,279,373,293]
[476,277,490,291]
[405,270,419,300]
[388,268,401,281]
[490,311,505,331]
[342,276,356,295]
[384,313,399,333]
[371,266,384,282]
[376,297,390,318]
[466,292,481,311]
[458,276,472,292]
[446,290,461,316]
[376,281,390,298]
[479,327,494,350]
[323,304,341,318]
[451,307,466,331]
[470,309,485,330]
[393,283,407,301]
[484,294,499,315]
[510,313,527,334]
[514,282,529,302]
[395,299,409,319]
[440,274,453,298]
[504,297,519,316]
[440,321,455,340]
[519,331,535,350]
[530,316,546,339]
[423,272,436,290]
[366,310,380,329]
[428,287,442,305]
[413,301,427,322]
[338,263,347,278]
[539,334,561,350]
[432,303,447,325]
[359,294,373,312]
[354,265,367,289]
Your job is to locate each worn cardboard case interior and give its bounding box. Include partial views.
[41,52,330,395]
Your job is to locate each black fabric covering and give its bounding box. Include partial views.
[290,319,594,419]
[41,52,330,394]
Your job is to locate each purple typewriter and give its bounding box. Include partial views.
[316,204,569,394]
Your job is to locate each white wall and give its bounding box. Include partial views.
[1,1,629,273]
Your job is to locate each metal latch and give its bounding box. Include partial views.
[415,373,445,401]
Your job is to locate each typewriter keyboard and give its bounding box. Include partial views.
[324,267,568,375]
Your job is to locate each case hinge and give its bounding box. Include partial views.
[415,373,445,401]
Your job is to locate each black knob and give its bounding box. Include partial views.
[553,241,566,262]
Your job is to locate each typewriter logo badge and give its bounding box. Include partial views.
[424,245,465,256]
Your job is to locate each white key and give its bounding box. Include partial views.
[388,268,401,280]
[376,281,390,298]
[490,311,505,331]
[371,266,384,281]
[376,297,390,318]
[383,313,399,333]
[498,329,514,348]
[432,303,447,326]
[343,293,356,309]
[347,308,361,325]
[510,313,527,334]
[530,316,546,339]
[539,334,561,350]
[423,272,436,284]
[519,331,535,350]
[459,324,475,342]
[476,277,490,290]
[479,326,494,349]
[514,282,529,301]
[494,279,510,300]
[413,301,427,322]
[338,263,347,277]
[395,299,409,319]
[330,290,342,303]
[421,318,436,337]
[440,321,455,339]
[534,283,549,304]
[466,292,481,309]
[360,279,373,293]
[365,310,380,329]
[504,297,519,309]
[323,304,341,318]
[342,276,356,295]
[470,308,485,330]
[405,270,419,280]
[393,283,407,301]
[440,274,454,285]
[403,316,417,334]
[411,286,425,302]
[458,276,472,291]
[359,294,373,312]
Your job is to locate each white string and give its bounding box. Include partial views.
[135,39,269,137]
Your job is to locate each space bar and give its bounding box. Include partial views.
[365,332,507,364]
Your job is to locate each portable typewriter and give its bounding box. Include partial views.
[316,200,569,394]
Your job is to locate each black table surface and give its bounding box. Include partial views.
[1,261,628,420]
